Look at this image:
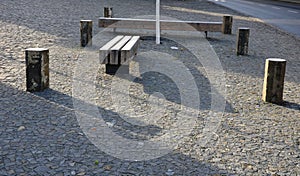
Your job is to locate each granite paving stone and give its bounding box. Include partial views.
[0,0,299,175]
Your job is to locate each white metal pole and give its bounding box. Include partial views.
[156,0,160,44]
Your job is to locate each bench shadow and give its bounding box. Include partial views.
[132,36,234,113]
[0,82,233,175]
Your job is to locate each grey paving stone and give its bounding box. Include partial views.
[0,0,299,175]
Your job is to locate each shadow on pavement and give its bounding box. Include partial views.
[0,82,234,175]
[282,101,300,111]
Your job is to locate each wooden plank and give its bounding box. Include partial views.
[121,36,140,64]
[100,35,124,50]
[99,35,124,64]
[99,17,223,32]
[110,36,132,65]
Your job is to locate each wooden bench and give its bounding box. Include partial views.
[98,16,232,37]
[99,35,140,74]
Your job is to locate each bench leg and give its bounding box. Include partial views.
[105,64,129,75]
[205,31,208,38]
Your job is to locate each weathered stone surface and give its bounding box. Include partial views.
[25,48,49,92]
[104,7,113,18]
[80,20,92,47]
[262,58,286,104]
[222,16,233,34]
[236,28,250,55]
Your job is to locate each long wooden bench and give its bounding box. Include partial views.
[99,35,140,74]
[98,16,232,37]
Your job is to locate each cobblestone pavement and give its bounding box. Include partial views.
[0,0,299,175]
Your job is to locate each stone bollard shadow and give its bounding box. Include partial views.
[0,82,234,175]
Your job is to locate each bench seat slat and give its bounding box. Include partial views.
[110,36,132,65]
[121,36,140,64]
[99,35,124,64]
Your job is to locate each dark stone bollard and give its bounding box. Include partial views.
[222,16,233,34]
[80,20,93,47]
[236,28,250,55]
[25,48,49,92]
[262,58,286,104]
[104,7,113,18]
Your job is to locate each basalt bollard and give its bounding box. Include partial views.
[104,7,114,32]
[236,28,250,55]
[222,16,233,34]
[25,48,49,92]
[80,20,93,47]
[104,7,113,18]
[262,58,286,104]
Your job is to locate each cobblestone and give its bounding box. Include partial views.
[0,0,299,175]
